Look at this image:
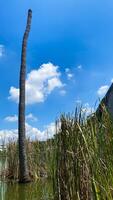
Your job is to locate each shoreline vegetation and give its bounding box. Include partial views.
[1,105,113,199]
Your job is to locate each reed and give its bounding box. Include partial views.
[52,107,113,199]
[2,106,113,199]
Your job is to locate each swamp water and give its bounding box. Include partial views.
[0,159,53,200]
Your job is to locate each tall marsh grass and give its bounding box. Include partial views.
[53,106,113,199]
[3,106,113,199]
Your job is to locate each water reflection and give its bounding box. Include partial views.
[0,179,53,200]
[0,181,7,200]
[0,158,53,200]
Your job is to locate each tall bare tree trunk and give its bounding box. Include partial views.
[18,9,32,183]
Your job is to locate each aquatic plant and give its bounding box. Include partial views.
[2,106,113,199]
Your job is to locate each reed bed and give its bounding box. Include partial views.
[2,106,113,199]
[53,107,113,199]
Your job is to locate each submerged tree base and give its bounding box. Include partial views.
[19,177,32,184]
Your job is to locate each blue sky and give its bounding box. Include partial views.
[0,0,113,141]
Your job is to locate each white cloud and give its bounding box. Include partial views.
[42,122,56,140]
[67,73,73,80]
[0,129,18,145]
[4,115,18,122]
[26,113,37,122]
[81,103,94,116]
[4,113,38,123]
[111,78,113,83]
[0,122,56,145]
[59,89,66,96]
[9,87,19,103]
[97,85,109,97]
[47,77,63,93]
[8,62,64,105]
[65,68,74,80]
[75,101,94,116]
[25,122,56,141]
[77,65,82,70]
[0,45,4,57]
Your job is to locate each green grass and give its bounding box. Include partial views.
[2,106,113,199]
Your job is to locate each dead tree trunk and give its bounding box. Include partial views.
[18,9,32,183]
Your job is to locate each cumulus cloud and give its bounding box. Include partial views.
[81,103,94,116]
[0,129,18,145]
[25,122,56,141]
[26,113,38,122]
[0,122,56,145]
[97,85,109,97]
[4,113,37,123]
[8,63,64,105]
[8,87,19,103]
[0,45,5,57]
[4,115,18,122]
[47,77,63,93]
[75,101,94,116]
